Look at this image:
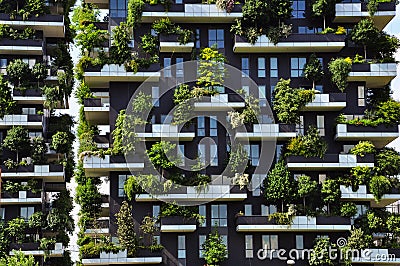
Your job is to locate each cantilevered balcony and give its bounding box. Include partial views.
[84,64,160,87]
[235,124,297,140]
[137,124,195,141]
[160,216,197,233]
[0,114,42,129]
[233,34,346,53]
[341,185,400,208]
[84,218,110,235]
[334,2,396,30]
[336,124,399,148]
[82,155,144,177]
[286,154,374,170]
[302,93,347,111]
[159,34,194,53]
[0,39,43,55]
[236,215,351,232]
[351,248,400,264]
[83,98,110,125]
[81,249,163,265]
[83,0,109,9]
[194,93,245,111]
[9,243,64,257]
[0,165,64,182]
[141,3,242,23]
[0,191,42,205]
[136,185,247,202]
[0,14,65,38]
[12,89,45,104]
[348,63,397,88]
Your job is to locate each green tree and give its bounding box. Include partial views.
[6,59,31,88]
[297,175,318,209]
[328,57,352,92]
[321,179,341,214]
[387,215,400,236]
[115,201,139,256]
[340,202,358,217]
[110,22,132,65]
[369,175,391,202]
[375,99,400,126]
[147,141,180,177]
[28,211,43,236]
[23,0,48,18]
[50,131,74,154]
[272,78,315,124]
[127,0,145,29]
[76,23,108,56]
[346,228,371,250]
[312,0,335,29]
[197,47,226,90]
[375,148,400,176]
[202,230,228,266]
[350,18,380,59]
[31,63,47,88]
[75,178,102,219]
[2,126,31,162]
[309,237,336,265]
[0,251,37,266]
[71,3,99,32]
[263,160,296,211]
[6,218,27,244]
[304,54,324,89]
[0,75,15,119]
[286,126,328,158]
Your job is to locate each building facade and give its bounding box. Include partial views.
[77,0,400,265]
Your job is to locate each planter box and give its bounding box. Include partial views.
[160,216,197,226]
[0,13,63,22]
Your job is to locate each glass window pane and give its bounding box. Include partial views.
[220,205,227,218]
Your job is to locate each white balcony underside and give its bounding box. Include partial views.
[236,224,351,232]
[160,225,197,232]
[13,96,45,104]
[341,185,400,208]
[0,46,43,55]
[159,42,194,53]
[287,162,374,170]
[0,20,65,37]
[0,198,42,205]
[234,42,345,53]
[81,257,163,265]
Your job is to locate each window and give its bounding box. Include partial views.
[22,108,36,115]
[317,115,325,136]
[0,59,6,74]
[296,235,304,249]
[276,145,283,163]
[196,29,201,48]
[152,87,159,107]
[0,208,4,221]
[176,0,182,3]
[153,205,160,218]
[262,235,279,257]
[258,58,266,77]
[178,235,186,263]
[154,235,161,244]
[319,174,326,184]
[210,116,218,136]
[245,235,253,258]
[242,85,249,96]
[242,58,249,77]
[110,0,127,17]
[199,235,206,258]
[118,175,127,197]
[164,58,172,77]
[211,204,227,227]
[29,132,42,139]
[176,57,184,78]
[208,29,224,48]
[358,86,365,106]
[298,26,322,34]
[244,205,252,216]
[296,116,304,135]
[199,205,206,227]
[258,85,267,107]
[244,144,259,166]
[210,143,218,166]
[252,174,263,196]
[198,144,206,165]
[197,116,205,136]
[291,57,306,77]
[178,144,185,166]
[20,207,34,221]
[292,0,305,18]
[270,58,278,78]
[261,205,277,216]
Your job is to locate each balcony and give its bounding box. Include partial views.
[94,134,110,149]
[0,164,64,182]
[336,124,399,148]
[351,248,400,264]
[286,154,374,170]
[193,93,245,111]
[141,3,242,23]
[0,114,42,129]
[9,242,64,257]
[160,216,197,233]
[84,98,110,125]
[235,124,297,141]
[84,64,160,87]
[81,249,162,265]
[302,93,347,111]
[137,124,195,141]
[0,39,43,55]
[233,34,346,53]
[348,63,397,88]
[84,218,110,235]
[334,2,396,30]
[0,191,42,205]
[82,155,144,177]
[341,185,400,208]
[0,14,65,38]
[12,88,45,104]
[136,185,247,202]
[83,0,109,9]
[159,34,194,53]
[235,215,351,232]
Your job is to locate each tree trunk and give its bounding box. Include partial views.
[281,201,284,212]
[323,16,326,30]
[303,197,306,210]
[364,45,367,60]
[313,80,315,90]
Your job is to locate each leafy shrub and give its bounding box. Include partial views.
[328,57,352,92]
[286,126,328,158]
[349,141,375,157]
[202,230,228,266]
[369,175,391,201]
[340,202,358,217]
